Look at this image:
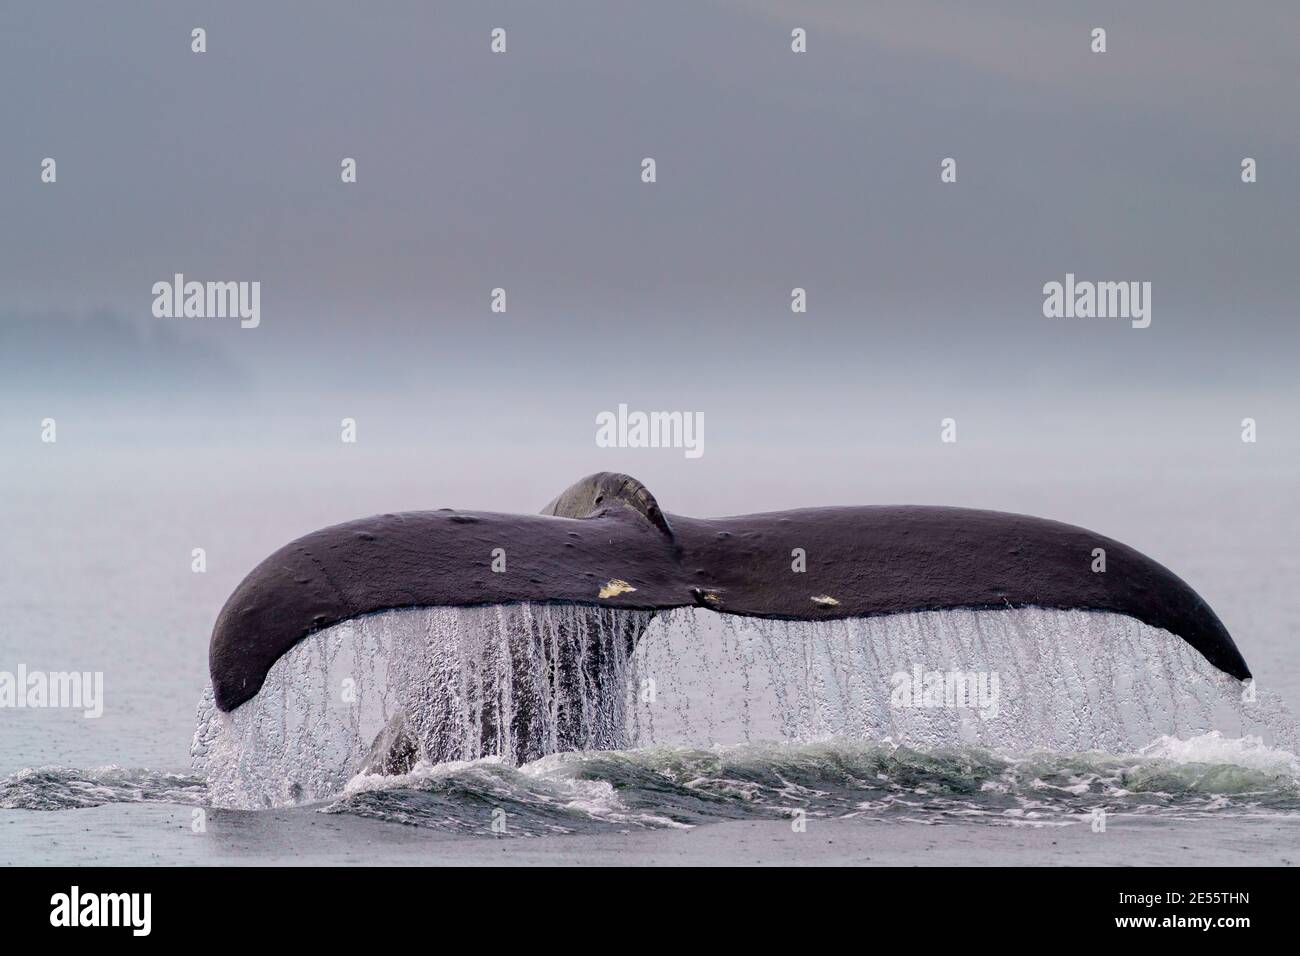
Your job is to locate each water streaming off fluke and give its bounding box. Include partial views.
[191,604,1296,810]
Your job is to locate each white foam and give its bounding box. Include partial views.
[336,752,691,831]
[1138,731,1300,777]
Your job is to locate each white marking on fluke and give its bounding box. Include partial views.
[599,579,637,599]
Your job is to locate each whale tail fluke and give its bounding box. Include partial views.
[208,472,1251,718]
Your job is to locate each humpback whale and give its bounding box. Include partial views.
[209,472,1251,727]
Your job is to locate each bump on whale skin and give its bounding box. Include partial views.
[209,472,1251,712]
[541,471,674,539]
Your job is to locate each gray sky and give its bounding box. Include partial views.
[3,0,1297,409]
[2,4,1296,687]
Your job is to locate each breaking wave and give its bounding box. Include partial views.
[6,734,1299,836]
[0,766,207,811]
[324,733,1300,834]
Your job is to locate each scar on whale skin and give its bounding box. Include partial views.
[209,471,1252,764]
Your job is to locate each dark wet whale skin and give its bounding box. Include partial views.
[209,473,1250,711]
